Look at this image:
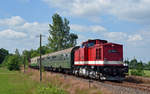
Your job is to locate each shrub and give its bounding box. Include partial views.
[3,55,22,71]
[130,69,145,76]
[37,84,67,94]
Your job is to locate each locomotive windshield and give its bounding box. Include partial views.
[87,42,95,47]
[81,41,95,48]
[81,43,95,48]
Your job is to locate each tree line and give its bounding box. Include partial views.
[124,58,150,76]
[1,47,150,74]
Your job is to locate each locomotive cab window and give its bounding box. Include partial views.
[87,42,95,47]
[96,48,101,59]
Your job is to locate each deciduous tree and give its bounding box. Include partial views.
[47,13,78,51]
[0,48,9,64]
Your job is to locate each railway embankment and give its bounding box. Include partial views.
[126,75,150,84]
[26,68,150,94]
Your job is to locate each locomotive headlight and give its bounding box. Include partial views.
[123,63,128,66]
[120,61,124,64]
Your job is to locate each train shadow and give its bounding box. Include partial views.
[125,76,143,84]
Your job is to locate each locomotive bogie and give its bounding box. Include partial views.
[72,65,127,81]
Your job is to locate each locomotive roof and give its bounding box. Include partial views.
[86,39,105,41]
[82,39,108,45]
[102,42,123,46]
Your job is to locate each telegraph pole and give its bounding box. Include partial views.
[36,34,45,82]
[23,56,26,73]
[40,34,42,82]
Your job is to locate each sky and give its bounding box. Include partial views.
[0,0,150,62]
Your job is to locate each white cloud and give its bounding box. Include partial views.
[70,24,148,45]
[21,22,48,33]
[0,16,49,38]
[43,0,107,16]
[0,29,26,39]
[43,0,150,23]
[0,16,49,53]
[128,34,143,42]
[0,16,25,27]
[104,32,128,42]
[109,0,150,23]
[71,24,128,42]
[90,25,107,33]
[70,24,106,33]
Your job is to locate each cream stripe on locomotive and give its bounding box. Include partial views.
[74,61,123,65]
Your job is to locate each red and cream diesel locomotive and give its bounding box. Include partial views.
[73,39,128,80]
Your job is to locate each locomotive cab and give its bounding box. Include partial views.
[102,43,123,65]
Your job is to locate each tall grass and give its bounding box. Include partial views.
[0,68,67,94]
[36,84,67,94]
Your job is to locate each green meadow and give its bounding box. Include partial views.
[129,69,150,77]
[0,68,67,94]
[143,70,150,77]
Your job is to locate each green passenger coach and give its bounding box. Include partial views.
[30,47,79,70]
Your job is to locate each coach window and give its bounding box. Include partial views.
[96,48,101,59]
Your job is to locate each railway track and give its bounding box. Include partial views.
[29,67,150,93]
[102,81,150,92]
[71,75,150,92]
[55,72,150,92]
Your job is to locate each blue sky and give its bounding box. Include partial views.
[0,0,150,62]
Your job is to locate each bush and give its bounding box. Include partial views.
[130,69,145,76]
[37,84,67,94]
[3,55,22,71]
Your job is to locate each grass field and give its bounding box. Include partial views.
[0,68,67,94]
[129,69,150,77]
[144,70,150,77]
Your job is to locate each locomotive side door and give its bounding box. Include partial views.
[95,47,102,65]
